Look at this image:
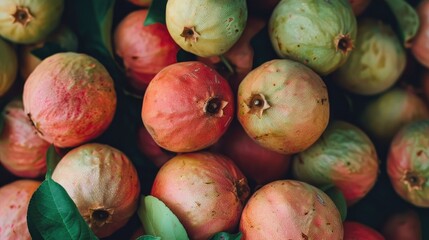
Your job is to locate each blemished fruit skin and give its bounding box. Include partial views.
[0,37,17,97]
[0,0,64,44]
[269,0,357,75]
[151,152,250,240]
[239,180,343,240]
[141,61,234,153]
[51,143,141,238]
[0,180,41,240]
[165,0,248,57]
[387,119,429,207]
[114,9,179,93]
[22,52,117,148]
[237,59,329,155]
[292,120,379,206]
[0,99,50,178]
[333,18,406,95]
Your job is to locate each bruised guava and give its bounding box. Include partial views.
[0,37,17,97]
[387,119,429,207]
[19,24,79,80]
[22,52,117,148]
[237,59,329,155]
[0,0,64,44]
[239,180,343,240]
[141,61,234,153]
[344,221,385,240]
[358,87,429,146]
[165,0,248,57]
[114,9,179,93]
[212,121,291,186]
[51,143,140,238]
[151,152,250,240]
[269,0,357,75]
[333,18,406,95]
[0,98,50,178]
[292,120,379,206]
[0,179,41,240]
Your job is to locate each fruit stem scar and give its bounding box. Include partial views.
[12,6,34,27]
[27,113,44,136]
[334,34,354,54]
[247,93,270,118]
[180,26,200,42]
[403,171,425,190]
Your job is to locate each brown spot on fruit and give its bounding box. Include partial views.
[302,232,309,240]
[180,26,200,43]
[335,34,354,54]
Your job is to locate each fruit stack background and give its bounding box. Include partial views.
[0,0,428,239]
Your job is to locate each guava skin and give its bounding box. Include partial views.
[51,143,141,238]
[269,0,357,75]
[0,0,64,44]
[240,180,343,240]
[343,221,385,240]
[333,18,406,95]
[0,180,41,240]
[166,0,248,57]
[292,120,379,206]
[114,9,179,93]
[387,119,429,207]
[141,61,234,153]
[358,87,429,146]
[237,59,329,155]
[151,152,249,240]
[0,37,17,97]
[0,99,50,178]
[22,52,117,148]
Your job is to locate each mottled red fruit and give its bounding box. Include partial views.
[0,98,50,178]
[212,122,291,185]
[412,0,429,66]
[344,221,385,240]
[381,209,421,240]
[240,180,343,240]
[387,119,429,207]
[237,59,329,154]
[114,9,179,93]
[141,61,234,153]
[137,124,175,168]
[22,52,117,148]
[0,180,41,240]
[151,152,250,240]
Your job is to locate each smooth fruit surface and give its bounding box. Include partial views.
[239,180,343,240]
[151,152,250,240]
[387,119,429,207]
[411,0,429,68]
[237,59,329,154]
[269,0,357,75]
[334,18,406,95]
[0,37,17,97]
[165,0,248,57]
[142,61,234,153]
[381,209,422,240]
[292,120,379,205]
[114,9,179,93]
[23,52,117,148]
[51,143,140,238]
[0,0,64,44]
[0,180,41,240]
[0,98,50,178]
[343,221,385,240]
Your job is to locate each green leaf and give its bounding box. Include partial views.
[323,186,347,222]
[136,235,162,240]
[210,232,242,240]
[138,195,189,240]
[45,145,62,179]
[27,178,99,240]
[385,0,420,47]
[144,0,168,26]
